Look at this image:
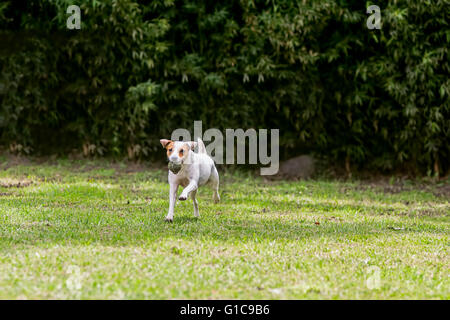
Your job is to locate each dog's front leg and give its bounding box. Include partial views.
[178,180,198,201]
[165,183,179,222]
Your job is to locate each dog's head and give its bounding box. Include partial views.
[160,139,197,165]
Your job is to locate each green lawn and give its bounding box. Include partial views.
[0,158,448,299]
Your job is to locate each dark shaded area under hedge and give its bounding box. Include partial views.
[0,0,448,175]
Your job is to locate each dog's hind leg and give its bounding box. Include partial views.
[190,189,199,217]
[210,167,220,204]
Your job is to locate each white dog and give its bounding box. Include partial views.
[160,138,220,222]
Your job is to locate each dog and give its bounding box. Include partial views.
[160,138,220,222]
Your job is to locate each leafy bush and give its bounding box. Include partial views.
[0,0,448,175]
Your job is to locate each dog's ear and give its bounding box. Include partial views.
[187,141,198,151]
[160,139,172,148]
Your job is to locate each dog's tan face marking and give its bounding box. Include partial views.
[160,139,192,164]
[166,141,175,158]
[160,139,174,158]
[179,144,189,160]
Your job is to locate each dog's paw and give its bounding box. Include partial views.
[178,194,187,201]
[165,217,173,223]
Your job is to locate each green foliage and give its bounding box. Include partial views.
[0,0,448,174]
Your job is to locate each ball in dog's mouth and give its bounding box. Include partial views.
[168,161,182,174]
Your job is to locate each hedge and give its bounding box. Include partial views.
[0,0,448,175]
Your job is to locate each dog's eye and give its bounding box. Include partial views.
[168,148,172,152]
[180,149,184,154]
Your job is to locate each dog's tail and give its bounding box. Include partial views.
[197,138,207,154]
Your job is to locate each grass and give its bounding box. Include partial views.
[0,157,448,299]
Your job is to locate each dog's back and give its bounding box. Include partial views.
[192,138,216,185]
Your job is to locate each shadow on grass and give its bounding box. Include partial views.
[0,180,448,249]
[0,204,447,249]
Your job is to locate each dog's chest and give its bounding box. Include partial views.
[177,177,190,187]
